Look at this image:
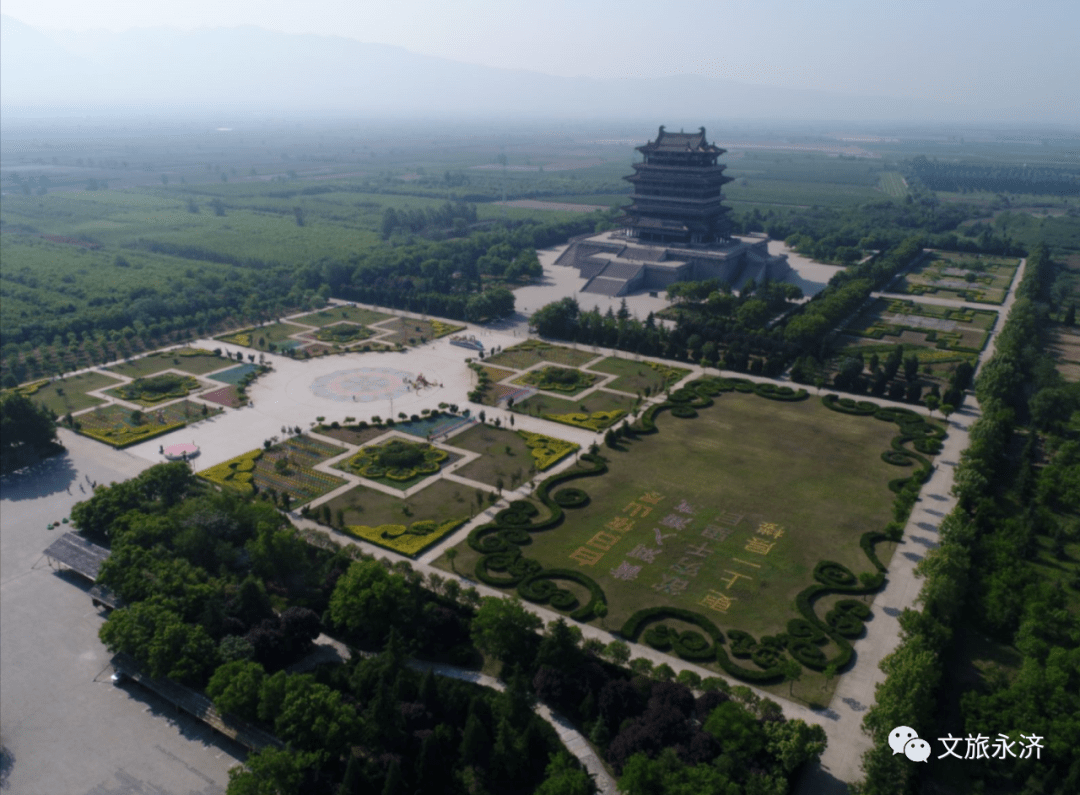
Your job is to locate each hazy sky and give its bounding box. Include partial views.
[6,0,1078,115]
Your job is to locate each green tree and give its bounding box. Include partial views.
[535,751,597,795]
[470,595,542,667]
[1,392,61,474]
[328,560,413,643]
[274,675,361,758]
[207,660,265,721]
[225,747,323,795]
[764,718,827,775]
[99,598,218,684]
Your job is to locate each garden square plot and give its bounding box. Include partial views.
[844,298,996,354]
[584,357,690,396]
[486,340,598,370]
[512,365,598,396]
[292,305,395,328]
[512,389,636,432]
[306,322,377,347]
[331,435,462,491]
[104,373,207,406]
[376,317,465,346]
[451,424,578,488]
[13,371,125,414]
[209,363,261,385]
[107,349,230,378]
[449,392,905,641]
[320,478,494,557]
[893,252,1020,305]
[197,435,346,505]
[76,400,221,448]
[217,321,309,350]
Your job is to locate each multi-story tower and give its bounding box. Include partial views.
[622,126,734,246]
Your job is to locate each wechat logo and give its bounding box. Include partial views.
[889,726,931,763]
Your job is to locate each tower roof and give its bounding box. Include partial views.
[637,126,722,154]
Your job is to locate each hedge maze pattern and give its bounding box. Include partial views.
[468,375,945,683]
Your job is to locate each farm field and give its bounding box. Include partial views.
[878,172,908,197]
[890,251,1020,304]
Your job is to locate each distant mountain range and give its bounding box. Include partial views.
[0,15,995,122]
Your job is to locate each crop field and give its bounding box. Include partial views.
[878,172,908,197]
[724,179,884,208]
[891,251,1020,304]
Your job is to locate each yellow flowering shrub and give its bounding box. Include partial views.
[343,517,465,557]
[516,430,579,471]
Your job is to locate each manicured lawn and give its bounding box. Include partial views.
[377,317,465,346]
[199,435,347,505]
[292,305,395,328]
[512,389,637,431]
[76,400,221,447]
[107,349,230,378]
[22,371,125,414]
[315,424,390,447]
[331,437,462,491]
[104,373,204,406]
[450,424,547,488]
[512,365,597,396]
[218,322,310,349]
[584,357,691,396]
[486,340,598,370]
[444,391,910,644]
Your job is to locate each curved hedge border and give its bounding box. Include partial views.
[464,375,934,683]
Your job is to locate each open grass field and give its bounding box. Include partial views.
[844,297,996,354]
[292,305,396,328]
[486,340,598,370]
[107,349,229,378]
[584,357,691,396]
[440,391,914,684]
[891,251,1020,304]
[16,370,125,414]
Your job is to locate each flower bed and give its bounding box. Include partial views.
[343,517,465,557]
[200,385,242,408]
[199,437,346,504]
[200,450,264,495]
[516,430,579,470]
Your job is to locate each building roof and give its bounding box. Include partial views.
[638,126,722,154]
[43,532,110,581]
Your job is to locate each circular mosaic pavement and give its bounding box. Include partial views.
[310,367,415,403]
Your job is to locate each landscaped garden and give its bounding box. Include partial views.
[377,317,464,346]
[314,478,493,557]
[512,388,636,432]
[892,251,1020,304]
[11,370,125,414]
[584,356,691,396]
[292,305,394,328]
[333,436,458,490]
[451,424,579,488]
[107,373,204,406]
[486,339,597,369]
[217,321,308,350]
[198,434,346,505]
[513,365,597,395]
[312,323,376,345]
[843,297,997,355]
[107,348,228,378]
[435,377,945,699]
[74,400,221,447]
